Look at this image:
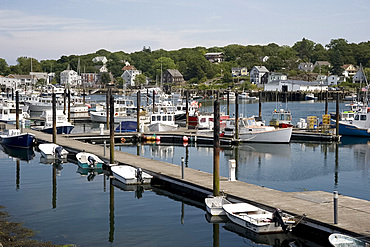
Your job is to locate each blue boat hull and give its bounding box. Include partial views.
[0,133,35,148]
[77,161,104,169]
[338,122,370,137]
[42,126,74,134]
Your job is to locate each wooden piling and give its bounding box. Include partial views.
[67,88,71,122]
[185,90,189,128]
[106,89,110,130]
[52,92,57,143]
[15,91,19,129]
[227,90,230,116]
[259,91,262,118]
[213,100,220,197]
[63,89,66,115]
[137,90,141,133]
[336,93,340,136]
[325,90,329,115]
[152,90,155,114]
[109,94,115,164]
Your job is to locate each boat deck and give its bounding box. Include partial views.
[13,125,370,242]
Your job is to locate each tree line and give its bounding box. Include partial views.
[0,38,369,85]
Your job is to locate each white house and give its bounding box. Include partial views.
[121,64,142,87]
[92,56,108,65]
[267,72,287,83]
[0,75,20,90]
[204,53,224,63]
[327,75,339,86]
[250,66,269,84]
[341,64,357,78]
[298,62,314,72]
[60,69,81,86]
[353,70,366,84]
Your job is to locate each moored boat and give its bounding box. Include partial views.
[336,108,370,137]
[222,203,296,234]
[205,196,232,216]
[110,165,152,185]
[76,152,104,169]
[0,129,35,148]
[38,143,69,160]
[328,233,368,247]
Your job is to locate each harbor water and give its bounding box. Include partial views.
[0,99,369,246]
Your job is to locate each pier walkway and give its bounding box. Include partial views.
[21,126,370,241]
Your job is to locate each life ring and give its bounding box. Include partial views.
[121,137,126,143]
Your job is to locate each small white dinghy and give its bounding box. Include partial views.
[329,233,368,247]
[111,165,152,185]
[205,196,232,216]
[39,143,68,160]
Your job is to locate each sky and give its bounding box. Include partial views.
[1,0,370,65]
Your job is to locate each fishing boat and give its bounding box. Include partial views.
[31,110,74,134]
[328,233,368,247]
[222,203,296,234]
[115,120,137,132]
[146,113,178,132]
[305,93,317,101]
[38,143,69,160]
[239,92,259,100]
[269,109,293,128]
[0,129,35,148]
[336,109,370,137]
[76,152,104,169]
[110,165,152,185]
[205,196,232,216]
[223,117,292,143]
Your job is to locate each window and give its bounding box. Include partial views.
[360,115,366,121]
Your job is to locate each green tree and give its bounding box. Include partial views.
[0,58,9,76]
[101,72,111,85]
[292,38,315,61]
[134,74,146,87]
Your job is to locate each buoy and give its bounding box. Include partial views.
[156,135,160,141]
[183,136,188,142]
[121,137,126,143]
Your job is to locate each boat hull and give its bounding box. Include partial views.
[0,133,35,148]
[205,196,231,216]
[238,127,292,143]
[111,165,152,185]
[76,152,104,169]
[148,122,178,132]
[42,125,74,134]
[338,122,370,137]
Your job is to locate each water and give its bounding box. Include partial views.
[1,99,369,246]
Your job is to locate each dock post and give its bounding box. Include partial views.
[228,159,236,181]
[100,123,104,135]
[181,156,185,179]
[104,140,106,156]
[21,119,25,133]
[67,88,71,122]
[334,190,338,224]
[235,91,239,140]
[15,91,19,129]
[63,89,66,115]
[325,90,329,115]
[213,100,220,196]
[152,90,155,114]
[52,92,57,143]
[227,90,230,116]
[185,90,189,128]
[109,94,115,164]
[106,89,110,130]
[336,93,340,136]
[259,91,262,118]
[137,90,141,133]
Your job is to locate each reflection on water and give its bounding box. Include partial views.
[0,144,35,162]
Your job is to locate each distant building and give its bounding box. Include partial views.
[121,63,142,87]
[264,80,328,92]
[0,75,20,90]
[92,56,108,65]
[30,72,49,83]
[60,69,81,86]
[163,69,184,84]
[327,75,339,86]
[267,72,287,83]
[204,52,224,63]
[314,61,331,68]
[231,67,248,77]
[250,66,269,84]
[341,64,357,78]
[81,73,99,87]
[353,69,366,83]
[94,65,108,73]
[298,62,314,72]
[8,74,34,87]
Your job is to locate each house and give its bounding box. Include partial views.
[353,69,366,83]
[163,69,184,84]
[341,64,357,78]
[316,75,327,83]
[298,62,314,72]
[267,72,287,83]
[249,66,269,84]
[92,56,108,65]
[264,80,328,92]
[121,64,142,87]
[94,65,108,73]
[0,75,20,90]
[30,72,49,84]
[204,52,224,63]
[231,67,248,77]
[81,73,99,87]
[8,74,34,88]
[60,69,81,86]
[314,61,331,68]
[327,75,339,86]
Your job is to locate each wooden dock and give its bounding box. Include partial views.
[15,125,370,242]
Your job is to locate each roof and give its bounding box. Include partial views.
[166,69,183,77]
[267,79,325,86]
[122,65,137,71]
[314,61,331,66]
[252,66,269,73]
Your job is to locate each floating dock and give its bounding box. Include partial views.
[13,125,369,243]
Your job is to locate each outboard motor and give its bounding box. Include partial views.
[87,156,97,168]
[55,146,63,159]
[135,168,144,184]
[273,208,290,233]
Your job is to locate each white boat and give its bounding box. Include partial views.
[328,233,368,247]
[31,110,74,134]
[90,103,137,123]
[76,152,104,169]
[335,108,370,137]
[239,92,259,100]
[110,165,153,185]
[38,143,68,160]
[146,113,178,132]
[205,196,232,216]
[0,99,30,124]
[305,93,317,100]
[222,203,296,234]
[223,117,292,143]
[269,109,293,128]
